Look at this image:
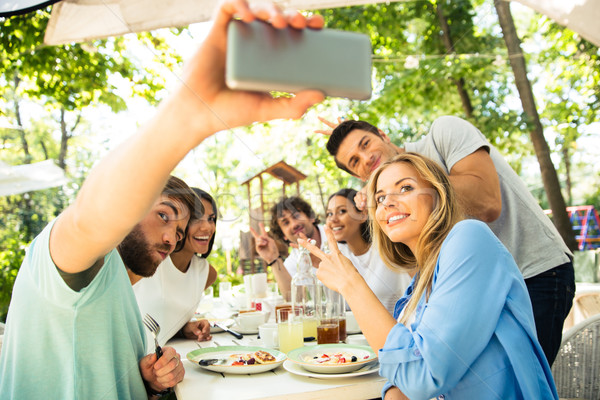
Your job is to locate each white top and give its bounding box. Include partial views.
[134,255,209,351]
[284,224,328,277]
[338,243,411,314]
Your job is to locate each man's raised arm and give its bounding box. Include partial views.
[50,1,325,274]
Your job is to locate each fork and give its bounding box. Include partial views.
[143,314,163,358]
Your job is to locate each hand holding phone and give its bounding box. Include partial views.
[226,20,372,100]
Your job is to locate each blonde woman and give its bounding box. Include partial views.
[301,153,557,400]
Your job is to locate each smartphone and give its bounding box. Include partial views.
[226,20,372,100]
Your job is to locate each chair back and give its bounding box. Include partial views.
[551,313,600,399]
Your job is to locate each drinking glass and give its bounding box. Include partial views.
[219,281,232,298]
[277,307,304,353]
[317,286,341,344]
[337,294,347,343]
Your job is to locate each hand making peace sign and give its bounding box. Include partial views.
[249,222,280,264]
[298,225,364,294]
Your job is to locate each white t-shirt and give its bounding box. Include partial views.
[338,243,411,314]
[284,224,328,277]
[134,255,209,350]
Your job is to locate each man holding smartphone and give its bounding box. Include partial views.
[322,115,574,367]
[0,3,325,398]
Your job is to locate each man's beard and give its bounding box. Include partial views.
[118,224,170,277]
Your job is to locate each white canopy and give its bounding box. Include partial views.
[44,0,402,45]
[511,0,600,47]
[42,0,600,47]
[0,160,68,197]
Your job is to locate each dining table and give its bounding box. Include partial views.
[168,330,386,400]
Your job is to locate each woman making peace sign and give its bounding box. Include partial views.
[300,153,557,400]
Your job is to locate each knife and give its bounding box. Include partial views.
[198,358,228,366]
[212,322,243,340]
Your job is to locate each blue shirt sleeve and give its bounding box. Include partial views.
[378,220,517,399]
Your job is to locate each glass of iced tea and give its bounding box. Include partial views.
[317,286,341,344]
[317,317,339,344]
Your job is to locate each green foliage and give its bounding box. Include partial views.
[314,2,534,168]
[0,188,64,321]
[206,249,244,297]
[0,9,176,320]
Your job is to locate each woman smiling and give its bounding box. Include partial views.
[326,188,410,314]
[301,153,557,400]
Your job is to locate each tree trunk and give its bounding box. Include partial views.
[435,1,474,118]
[58,108,69,172]
[13,75,31,164]
[494,0,577,251]
[562,145,572,206]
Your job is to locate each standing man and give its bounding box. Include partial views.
[323,116,574,365]
[0,2,325,398]
[250,196,327,296]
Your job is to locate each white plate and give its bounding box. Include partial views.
[187,346,286,374]
[230,323,259,335]
[286,344,377,374]
[283,359,379,379]
[346,328,362,335]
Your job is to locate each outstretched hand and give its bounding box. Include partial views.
[173,1,326,140]
[314,116,345,136]
[298,226,361,294]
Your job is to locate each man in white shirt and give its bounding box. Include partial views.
[251,196,327,296]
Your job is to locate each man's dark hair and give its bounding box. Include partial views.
[269,196,319,243]
[191,187,218,258]
[326,120,382,175]
[162,176,201,252]
[328,188,371,243]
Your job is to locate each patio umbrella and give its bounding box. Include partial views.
[0,160,68,197]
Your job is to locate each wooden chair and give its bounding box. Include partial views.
[552,313,600,399]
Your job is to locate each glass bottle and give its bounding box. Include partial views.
[291,246,319,339]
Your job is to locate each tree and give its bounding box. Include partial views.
[494,0,577,250]
[320,1,528,159]
[0,8,179,321]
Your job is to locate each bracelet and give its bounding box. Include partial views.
[267,256,281,266]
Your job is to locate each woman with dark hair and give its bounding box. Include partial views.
[134,187,218,347]
[302,154,557,400]
[326,188,410,313]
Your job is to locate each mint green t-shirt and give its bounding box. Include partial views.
[0,220,148,399]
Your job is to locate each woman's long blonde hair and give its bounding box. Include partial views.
[367,153,463,324]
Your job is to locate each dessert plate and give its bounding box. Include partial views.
[187,346,285,374]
